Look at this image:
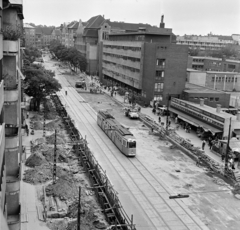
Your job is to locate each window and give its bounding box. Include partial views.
[156,59,165,67]
[215,97,219,101]
[232,77,234,82]
[154,83,164,92]
[156,70,164,77]
[228,64,236,69]
[228,77,231,82]
[154,95,163,101]
[210,97,214,101]
[235,78,237,82]
[212,76,215,82]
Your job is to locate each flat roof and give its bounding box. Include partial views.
[184,89,225,94]
[185,82,227,94]
[171,98,235,119]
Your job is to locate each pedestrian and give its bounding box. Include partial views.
[158,116,161,123]
[114,91,117,96]
[221,154,225,161]
[138,107,141,112]
[65,90,67,96]
[26,112,29,119]
[202,140,206,150]
[168,120,171,127]
[187,126,191,133]
[26,129,29,136]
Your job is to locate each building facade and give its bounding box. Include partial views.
[188,56,240,72]
[23,23,35,47]
[99,27,188,105]
[1,0,24,229]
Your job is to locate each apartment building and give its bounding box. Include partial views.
[177,34,237,50]
[23,23,35,47]
[60,21,79,47]
[188,56,240,72]
[99,23,188,106]
[1,0,24,229]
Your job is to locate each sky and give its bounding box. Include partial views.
[23,0,240,36]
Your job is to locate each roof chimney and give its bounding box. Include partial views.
[216,104,221,113]
[200,98,204,106]
[160,15,165,28]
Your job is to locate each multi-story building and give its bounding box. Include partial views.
[35,27,42,49]
[99,19,188,106]
[23,23,35,47]
[177,34,237,51]
[51,28,61,42]
[188,56,240,72]
[75,15,162,76]
[60,21,79,47]
[1,0,24,229]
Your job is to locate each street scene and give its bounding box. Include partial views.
[1,1,240,230]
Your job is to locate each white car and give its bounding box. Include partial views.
[129,111,139,119]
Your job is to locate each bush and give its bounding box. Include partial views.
[3,25,22,40]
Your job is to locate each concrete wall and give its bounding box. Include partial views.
[187,71,206,86]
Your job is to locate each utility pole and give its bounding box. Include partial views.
[53,129,57,184]
[225,117,232,175]
[166,94,170,131]
[77,186,81,230]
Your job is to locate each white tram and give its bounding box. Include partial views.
[97,110,136,157]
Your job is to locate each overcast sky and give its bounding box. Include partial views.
[23,0,240,36]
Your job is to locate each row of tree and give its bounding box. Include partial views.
[23,47,61,111]
[49,40,87,73]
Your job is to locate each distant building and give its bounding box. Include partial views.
[182,82,230,108]
[177,34,237,51]
[188,56,240,72]
[99,16,188,106]
[60,21,79,47]
[187,69,240,91]
[51,28,61,42]
[23,23,35,47]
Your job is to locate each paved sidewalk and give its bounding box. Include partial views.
[20,116,49,230]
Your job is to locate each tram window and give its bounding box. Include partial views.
[128,141,136,148]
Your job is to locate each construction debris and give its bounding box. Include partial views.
[25,151,47,167]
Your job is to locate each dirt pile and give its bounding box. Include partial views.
[33,121,43,130]
[45,177,78,200]
[45,111,58,120]
[31,113,43,121]
[42,146,68,163]
[46,133,66,145]
[23,164,69,184]
[45,119,62,131]
[25,151,47,167]
[34,137,46,145]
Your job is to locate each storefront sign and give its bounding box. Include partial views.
[171,100,224,129]
[171,98,225,123]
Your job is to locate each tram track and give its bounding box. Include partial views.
[55,75,208,230]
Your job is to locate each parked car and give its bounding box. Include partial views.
[75,81,86,88]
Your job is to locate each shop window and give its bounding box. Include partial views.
[215,97,219,101]
[212,77,215,82]
[210,97,214,101]
[232,77,234,82]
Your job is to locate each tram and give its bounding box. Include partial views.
[97,110,136,157]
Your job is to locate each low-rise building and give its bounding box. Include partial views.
[182,83,231,108]
[188,56,240,72]
[177,34,237,51]
[169,98,240,138]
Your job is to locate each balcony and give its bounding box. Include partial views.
[103,55,140,69]
[4,89,19,102]
[3,40,19,54]
[5,127,19,149]
[103,47,141,59]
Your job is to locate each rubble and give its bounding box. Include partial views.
[33,121,43,130]
[46,133,66,145]
[42,146,68,163]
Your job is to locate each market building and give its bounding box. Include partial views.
[169,98,240,139]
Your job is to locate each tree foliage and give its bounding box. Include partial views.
[23,63,61,111]
[24,47,42,64]
[49,40,87,72]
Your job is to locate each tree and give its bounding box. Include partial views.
[23,64,61,111]
[49,40,87,72]
[24,47,41,64]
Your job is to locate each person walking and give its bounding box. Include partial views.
[168,120,171,127]
[158,116,161,123]
[26,112,29,119]
[65,90,67,96]
[202,140,206,150]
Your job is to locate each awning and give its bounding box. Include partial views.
[170,107,222,134]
